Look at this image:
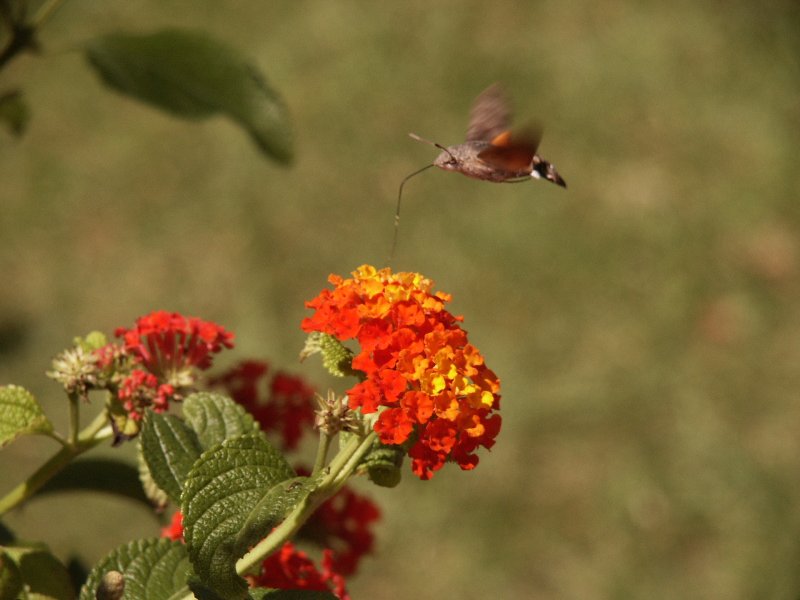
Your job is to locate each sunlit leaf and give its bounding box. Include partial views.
[80,538,191,600]
[0,385,53,447]
[183,392,262,450]
[181,434,296,599]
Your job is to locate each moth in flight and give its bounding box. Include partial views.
[391,84,566,260]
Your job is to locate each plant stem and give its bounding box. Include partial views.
[67,390,80,446]
[172,430,378,600]
[175,432,377,600]
[236,431,377,574]
[0,410,112,516]
[311,431,331,475]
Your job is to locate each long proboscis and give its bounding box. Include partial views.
[388,162,435,265]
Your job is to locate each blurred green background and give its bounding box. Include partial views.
[2,1,800,598]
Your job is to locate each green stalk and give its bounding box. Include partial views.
[0,410,111,516]
[67,390,80,446]
[175,431,378,600]
[236,430,377,573]
[311,430,332,476]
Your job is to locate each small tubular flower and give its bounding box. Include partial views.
[161,510,184,542]
[118,368,175,420]
[302,265,501,480]
[254,542,349,600]
[116,310,234,387]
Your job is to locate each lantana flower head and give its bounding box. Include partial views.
[93,311,235,429]
[302,265,501,479]
[116,310,234,386]
[117,368,175,420]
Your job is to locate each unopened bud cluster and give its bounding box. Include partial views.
[314,390,361,436]
[46,345,99,397]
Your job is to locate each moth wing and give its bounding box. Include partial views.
[466,83,512,142]
[477,126,542,171]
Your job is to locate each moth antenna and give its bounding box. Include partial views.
[408,132,457,162]
[389,163,435,265]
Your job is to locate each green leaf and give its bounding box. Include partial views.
[181,434,296,599]
[0,385,53,447]
[138,444,169,509]
[80,538,191,600]
[84,28,293,163]
[2,543,75,600]
[140,411,203,504]
[37,458,152,509]
[0,90,30,137]
[75,330,109,352]
[183,392,262,450]
[234,476,317,553]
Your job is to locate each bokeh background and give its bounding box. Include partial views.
[2,1,800,598]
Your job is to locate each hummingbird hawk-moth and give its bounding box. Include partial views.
[391,84,567,260]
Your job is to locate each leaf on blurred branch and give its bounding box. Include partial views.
[0,385,52,447]
[0,90,30,137]
[84,28,293,164]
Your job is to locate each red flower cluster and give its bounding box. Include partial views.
[118,369,174,420]
[160,512,349,599]
[302,265,501,479]
[209,360,316,451]
[254,542,348,600]
[116,310,234,380]
[161,510,183,541]
[300,484,381,576]
[108,311,234,420]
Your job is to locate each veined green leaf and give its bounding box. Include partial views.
[0,385,53,447]
[183,392,262,450]
[140,411,203,504]
[80,538,191,600]
[85,28,293,163]
[181,434,297,599]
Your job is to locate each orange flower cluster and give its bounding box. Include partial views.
[302,265,501,479]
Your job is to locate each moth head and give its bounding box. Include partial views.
[408,133,458,170]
